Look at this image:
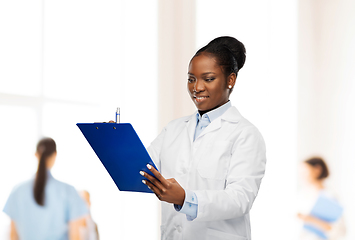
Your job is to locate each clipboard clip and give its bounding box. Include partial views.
[115,107,120,123]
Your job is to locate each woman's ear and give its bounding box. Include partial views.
[227,73,237,89]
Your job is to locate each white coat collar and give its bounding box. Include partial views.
[184,106,241,143]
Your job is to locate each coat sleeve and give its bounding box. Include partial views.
[194,126,266,221]
[147,127,167,171]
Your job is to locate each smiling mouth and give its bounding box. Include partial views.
[195,96,208,100]
[194,96,209,102]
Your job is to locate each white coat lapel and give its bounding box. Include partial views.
[195,106,241,140]
[221,106,242,123]
[185,112,198,144]
[196,118,221,140]
[185,106,241,142]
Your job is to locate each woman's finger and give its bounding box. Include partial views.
[146,164,170,188]
[140,171,165,192]
[142,179,162,200]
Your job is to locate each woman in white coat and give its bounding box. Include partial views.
[141,36,266,240]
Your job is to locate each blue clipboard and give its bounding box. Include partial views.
[77,123,156,193]
[303,193,344,239]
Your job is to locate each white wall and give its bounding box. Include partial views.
[157,0,196,129]
[0,1,158,239]
[298,0,355,239]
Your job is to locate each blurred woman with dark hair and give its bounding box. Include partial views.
[3,138,88,240]
[297,157,346,240]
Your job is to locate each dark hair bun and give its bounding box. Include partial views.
[194,36,246,76]
[207,36,246,70]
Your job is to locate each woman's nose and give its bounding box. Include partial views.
[194,79,205,92]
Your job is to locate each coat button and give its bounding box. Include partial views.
[176,225,182,233]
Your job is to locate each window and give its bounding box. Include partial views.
[0,1,158,239]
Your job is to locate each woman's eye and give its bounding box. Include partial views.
[205,78,215,82]
[188,78,195,83]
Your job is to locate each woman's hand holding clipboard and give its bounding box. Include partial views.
[140,164,185,206]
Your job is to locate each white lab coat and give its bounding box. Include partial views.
[148,106,266,240]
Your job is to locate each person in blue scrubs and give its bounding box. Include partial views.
[3,138,88,240]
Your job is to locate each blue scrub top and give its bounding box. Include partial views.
[3,172,88,240]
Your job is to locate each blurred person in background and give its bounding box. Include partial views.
[297,157,346,240]
[79,190,99,240]
[3,137,88,240]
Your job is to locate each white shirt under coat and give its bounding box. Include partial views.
[148,104,267,240]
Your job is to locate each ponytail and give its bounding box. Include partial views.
[33,138,56,206]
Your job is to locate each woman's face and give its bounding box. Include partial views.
[187,53,234,111]
[300,163,321,183]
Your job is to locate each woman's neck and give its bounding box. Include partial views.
[312,180,325,190]
[198,100,229,116]
[198,109,210,116]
